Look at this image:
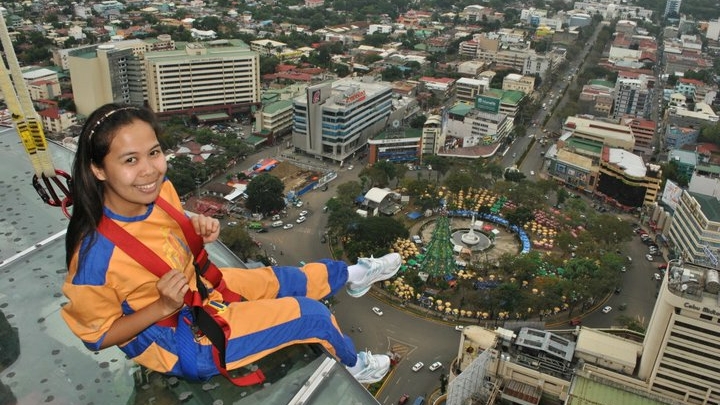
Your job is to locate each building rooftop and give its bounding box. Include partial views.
[605,148,647,178]
[263,99,293,114]
[689,191,720,223]
[667,149,697,165]
[485,88,525,104]
[372,127,422,140]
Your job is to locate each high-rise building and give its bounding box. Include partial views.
[144,41,260,117]
[666,190,720,264]
[665,0,682,18]
[613,77,652,120]
[291,78,392,163]
[68,44,135,116]
[639,260,720,404]
[68,38,260,118]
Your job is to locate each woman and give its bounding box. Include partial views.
[62,103,401,384]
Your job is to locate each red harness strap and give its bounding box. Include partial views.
[96,197,264,386]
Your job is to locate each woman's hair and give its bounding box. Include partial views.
[65,103,162,266]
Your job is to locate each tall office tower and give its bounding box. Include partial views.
[292,78,392,163]
[639,260,720,404]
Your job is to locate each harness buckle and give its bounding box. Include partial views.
[207,300,228,313]
[190,323,205,342]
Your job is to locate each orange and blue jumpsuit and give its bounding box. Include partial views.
[61,180,356,379]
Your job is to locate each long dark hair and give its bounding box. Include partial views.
[65,103,162,266]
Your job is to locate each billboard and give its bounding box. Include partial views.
[475,95,500,113]
[661,179,683,211]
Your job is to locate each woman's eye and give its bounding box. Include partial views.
[126,157,137,163]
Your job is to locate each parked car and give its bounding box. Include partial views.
[398,394,410,405]
[429,362,443,371]
[602,306,612,313]
[412,362,424,372]
[454,325,464,331]
[296,216,307,224]
[299,210,308,217]
[228,221,238,227]
[646,254,654,261]
[282,223,294,230]
[372,307,383,316]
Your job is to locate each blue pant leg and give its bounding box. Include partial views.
[223,297,357,368]
[273,259,348,298]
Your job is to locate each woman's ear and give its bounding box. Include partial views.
[91,163,107,181]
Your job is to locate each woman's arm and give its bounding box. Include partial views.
[100,269,189,349]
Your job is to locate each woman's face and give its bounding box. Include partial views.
[91,119,167,217]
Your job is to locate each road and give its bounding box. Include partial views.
[242,160,459,403]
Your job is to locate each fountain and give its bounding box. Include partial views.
[451,215,492,252]
[461,215,481,245]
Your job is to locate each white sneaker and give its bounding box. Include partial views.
[346,253,402,298]
[348,351,391,384]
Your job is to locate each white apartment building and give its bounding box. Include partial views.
[455,78,487,104]
[421,114,442,155]
[501,73,534,95]
[144,41,261,116]
[257,99,293,136]
[443,102,513,148]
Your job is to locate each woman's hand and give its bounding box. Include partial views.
[155,270,189,316]
[190,214,220,244]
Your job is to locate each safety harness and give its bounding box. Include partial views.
[97,196,266,386]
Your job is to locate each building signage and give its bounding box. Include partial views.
[311,89,321,104]
[684,302,720,316]
[475,95,500,113]
[344,90,366,104]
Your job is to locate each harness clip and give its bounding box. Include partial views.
[208,300,228,313]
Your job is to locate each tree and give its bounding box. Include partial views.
[246,174,286,215]
[219,225,258,261]
[344,216,408,261]
[505,206,534,227]
[424,155,451,183]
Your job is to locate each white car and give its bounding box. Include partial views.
[429,362,443,371]
[227,221,238,227]
[372,307,383,316]
[645,254,654,261]
[454,325,464,331]
[296,216,307,224]
[602,306,612,313]
[299,210,308,217]
[347,165,354,171]
[412,362,424,372]
[295,201,304,208]
[530,170,535,176]
[282,223,294,230]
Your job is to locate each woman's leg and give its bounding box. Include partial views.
[218,296,357,370]
[219,259,349,301]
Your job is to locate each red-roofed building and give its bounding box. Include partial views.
[419,76,456,98]
[38,106,77,134]
[396,10,433,27]
[621,116,655,155]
